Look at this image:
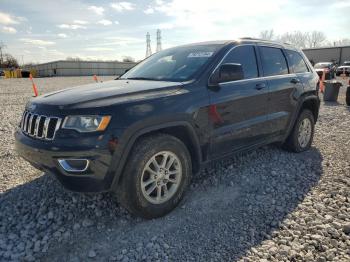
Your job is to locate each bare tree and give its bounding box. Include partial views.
[122,56,135,62]
[259,30,274,40]
[306,31,327,48]
[66,56,83,61]
[2,54,19,68]
[332,38,350,46]
[0,42,6,67]
[278,31,309,48]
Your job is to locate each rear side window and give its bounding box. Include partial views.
[260,47,288,76]
[223,45,258,79]
[286,50,309,73]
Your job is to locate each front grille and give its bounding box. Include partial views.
[20,111,62,140]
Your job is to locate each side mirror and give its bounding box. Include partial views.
[210,63,244,85]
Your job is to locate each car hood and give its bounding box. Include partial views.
[337,66,350,69]
[31,79,184,109]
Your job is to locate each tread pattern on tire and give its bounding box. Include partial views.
[283,109,315,153]
[114,133,191,219]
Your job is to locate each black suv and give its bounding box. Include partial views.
[15,39,320,218]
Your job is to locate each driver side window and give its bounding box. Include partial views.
[222,45,259,79]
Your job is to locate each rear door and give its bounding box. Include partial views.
[285,49,313,89]
[258,46,303,137]
[208,45,270,158]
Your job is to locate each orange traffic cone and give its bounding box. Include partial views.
[29,74,39,97]
[93,75,98,83]
[319,69,326,93]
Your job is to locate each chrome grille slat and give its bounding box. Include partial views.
[24,112,30,133]
[20,111,61,140]
[28,114,34,135]
[34,116,41,136]
[43,117,50,138]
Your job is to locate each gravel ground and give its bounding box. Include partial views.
[0,76,349,262]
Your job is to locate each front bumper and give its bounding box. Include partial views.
[14,129,121,192]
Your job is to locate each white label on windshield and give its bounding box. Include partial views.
[188,52,214,58]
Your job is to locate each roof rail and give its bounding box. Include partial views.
[239,37,267,41]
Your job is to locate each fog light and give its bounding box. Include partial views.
[58,159,89,172]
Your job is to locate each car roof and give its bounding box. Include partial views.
[181,38,299,51]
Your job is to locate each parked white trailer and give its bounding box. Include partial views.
[24,60,137,77]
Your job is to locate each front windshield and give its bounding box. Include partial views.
[121,44,223,82]
[314,63,330,69]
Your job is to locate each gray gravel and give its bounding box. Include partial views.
[0,76,349,261]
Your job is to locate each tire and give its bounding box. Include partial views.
[115,134,192,219]
[283,109,315,153]
[346,86,350,106]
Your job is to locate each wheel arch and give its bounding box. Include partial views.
[283,94,320,142]
[110,121,202,190]
[300,95,320,122]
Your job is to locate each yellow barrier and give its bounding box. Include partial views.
[4,70,22,78]
[4,71,11,78]
[3,69,37,78]
[30,69,37,78]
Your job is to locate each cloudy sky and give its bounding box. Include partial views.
[0,0,349,64]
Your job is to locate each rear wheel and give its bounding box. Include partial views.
[115,134,191,219]
[283,109,315,152]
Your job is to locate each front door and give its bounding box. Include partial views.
[208,45,270,159]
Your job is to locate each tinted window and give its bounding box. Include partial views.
[223,45,258,79]
[286,50,309,73]
[260,47,288,76]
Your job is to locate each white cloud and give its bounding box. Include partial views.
[331,1,350,8]
[88,5,105,15]
[20,38,55,46]
[144,7,154,14]
[73,20,89,25]
[150,0,287,37]
[57,33,68,38]
[58,24,87,30]
[97,19,113,26]
[85,47,115,51]
[110,2,135,12]
[0,12,20,25]
[1,26,17,34]
[102,36,144,46]
[114,21,120,25]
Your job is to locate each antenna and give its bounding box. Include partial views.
[156,29,162,52]
[146,32,152,58]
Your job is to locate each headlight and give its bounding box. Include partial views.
[62,115,111,132]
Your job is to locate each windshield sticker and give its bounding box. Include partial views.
[188,52,214,58]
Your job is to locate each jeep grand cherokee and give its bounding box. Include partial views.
[15,39,320,218]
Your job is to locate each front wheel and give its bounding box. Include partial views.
[115,134,191,219]
[283,109,315,152]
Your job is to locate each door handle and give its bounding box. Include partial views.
[255,83,267,90]
[290,78,300,84]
